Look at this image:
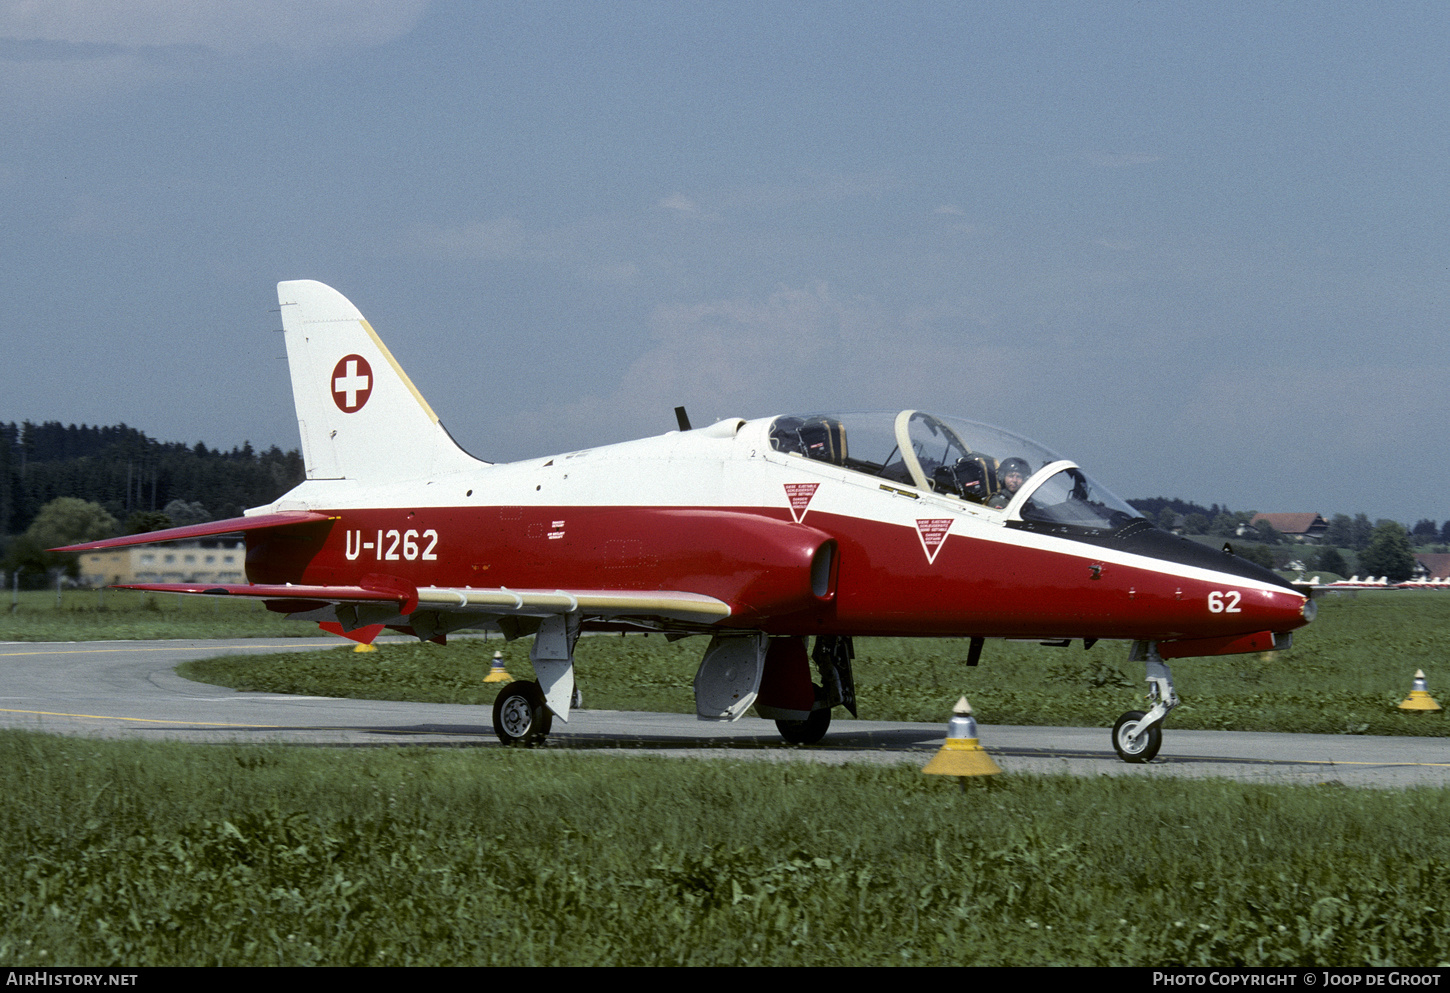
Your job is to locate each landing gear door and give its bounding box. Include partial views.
[694,633,768,721]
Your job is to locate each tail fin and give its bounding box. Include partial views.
[278,280,484,482]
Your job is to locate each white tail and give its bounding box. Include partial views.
[278,280,484,482]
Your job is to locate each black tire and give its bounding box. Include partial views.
[1112,710,1161,763]
[492,680,553,747]
[776,704,831,745]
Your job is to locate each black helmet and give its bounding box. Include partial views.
[999,457,1030,479]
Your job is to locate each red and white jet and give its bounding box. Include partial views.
[57,280,1315,761]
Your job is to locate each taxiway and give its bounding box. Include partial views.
[0,639,1445,787]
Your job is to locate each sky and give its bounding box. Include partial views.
[2,1,1447,526]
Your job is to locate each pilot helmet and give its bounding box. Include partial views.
[999,457,1031,481]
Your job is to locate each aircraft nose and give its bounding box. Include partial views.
[1259,586,1315,633]
[1299,595,1318,625]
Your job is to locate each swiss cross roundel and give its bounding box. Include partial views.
[331,354,373,413]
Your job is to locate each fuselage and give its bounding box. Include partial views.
[248,413,1313,648]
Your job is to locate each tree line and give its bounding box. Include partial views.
[1128,497,1432,582]
[1,422,304,583]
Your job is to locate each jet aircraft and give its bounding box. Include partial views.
[57,280,1316,761]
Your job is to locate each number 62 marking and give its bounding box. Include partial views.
[1207,590,1241,613]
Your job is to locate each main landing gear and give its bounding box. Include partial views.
[492,680,553,747]
[491,613,580,747]
[1111,641,1178,763]
[769,635,857,746]
[775,685,832,744]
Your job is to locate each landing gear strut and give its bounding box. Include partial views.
[1111,641,1178,764]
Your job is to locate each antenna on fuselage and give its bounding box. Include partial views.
[674,406,692,431]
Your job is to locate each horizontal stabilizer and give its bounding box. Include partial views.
[50,512,335,553]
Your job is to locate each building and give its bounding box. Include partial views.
[1413,553,1450,581]
[77,539,245,587]
[1250,512,1329,543]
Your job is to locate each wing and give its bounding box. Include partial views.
[110,580,732,644]
[54,511,733,643]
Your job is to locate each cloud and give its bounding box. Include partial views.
[0,45,169,113]
[403,218,532,263]
[724,171,904,213]
[496,283,1040,457]
[0,0,429,55]
[398,216,645,287]
[0,1,430,118]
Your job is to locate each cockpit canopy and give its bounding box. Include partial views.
[768,410,1145,533]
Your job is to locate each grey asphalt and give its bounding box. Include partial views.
[1,638,1446,788]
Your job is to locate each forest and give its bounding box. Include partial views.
[0,420,303,541]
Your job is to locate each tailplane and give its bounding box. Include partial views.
[278,280,484,482]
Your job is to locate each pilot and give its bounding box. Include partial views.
[987,457,1031,509]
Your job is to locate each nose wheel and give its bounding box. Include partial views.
[1110,642,1177,764]
[1112,710,1162,763]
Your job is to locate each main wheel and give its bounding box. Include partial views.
[1112,710,1161,763]
[492,680,553,747]
[776,703,831,745]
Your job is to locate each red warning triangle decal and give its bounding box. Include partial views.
[915,519,953,564]
[784,483,819,523]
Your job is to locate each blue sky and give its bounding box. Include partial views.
[2,2,1447,525]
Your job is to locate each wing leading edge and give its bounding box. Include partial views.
[109,581,733,644]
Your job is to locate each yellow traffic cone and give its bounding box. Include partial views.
[1398,670,1442,712]
[923,697,1001,782]
[483,651,513,683]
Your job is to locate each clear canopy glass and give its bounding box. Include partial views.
[767,410,1145,531]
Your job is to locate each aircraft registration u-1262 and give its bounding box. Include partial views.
[57,280,1315,761]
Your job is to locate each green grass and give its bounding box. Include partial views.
[1,731,1446,967]
[0,589,326,641]
[178,591,1450,737]
[8,590,1450,967]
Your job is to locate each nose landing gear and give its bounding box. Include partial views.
[1111,642,1178,764]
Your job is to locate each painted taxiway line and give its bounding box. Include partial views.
[0,707,283,728]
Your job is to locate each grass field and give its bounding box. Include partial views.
[175,590,1450,737]
[0,589,324,642]
[1,732,1446,967]
[6,587,1449,966]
